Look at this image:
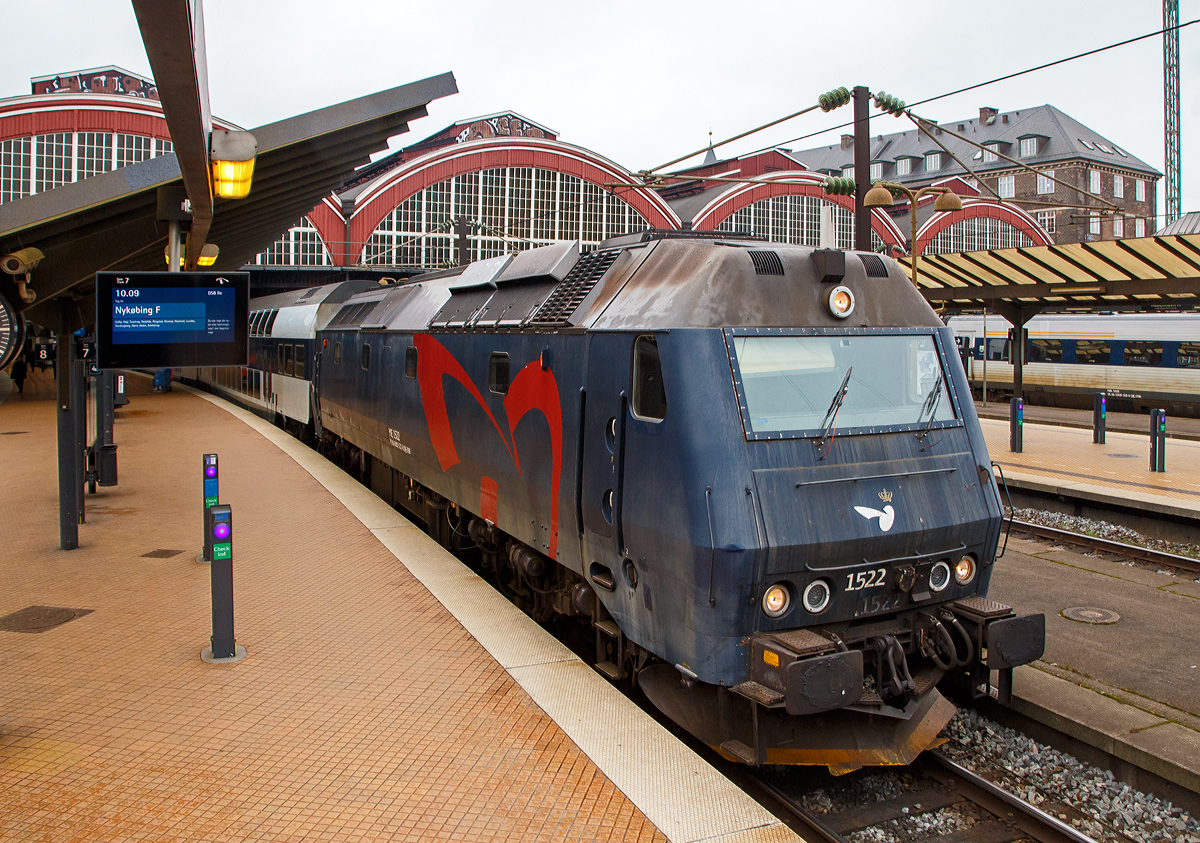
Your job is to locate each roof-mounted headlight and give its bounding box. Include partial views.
[827,285,855,319]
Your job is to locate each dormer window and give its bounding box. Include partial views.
[925,152,941,171]
[869,162,883,181]
[896,157,913,176]
[1019,137,1039,157]
[982,142,1002,163]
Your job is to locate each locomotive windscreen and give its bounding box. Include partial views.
[732,334,955,435]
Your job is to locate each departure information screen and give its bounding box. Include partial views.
[95,272,248,368]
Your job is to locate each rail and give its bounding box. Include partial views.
[1010,518,1200,574]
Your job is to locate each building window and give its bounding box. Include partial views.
[1135,218,1145,237]
[965,179,978,191]
[1089,213,1101,236]
[0,137,31,204]
[35,133,72,193]
[982,144,999,164]
[715,194,883,252]
[1113,176,1124,199]
[1113,216,1124,238]
[1036,170,1055,195]
[1135,179,1145,202]
[896,158,912,176]
[1089,170,1101,194]
[925,153,941,171]
[869,162,882,182]
[998,176,1015,199]
[842,166,854,182]
[76,132,113,180]
[255,216,332,266]
[926,217,1035,254]
[357,167,647,268]
[1019,137,1038,157]
[116,134,153,168]
[1036,211,1056,235]
[154,138,174,158]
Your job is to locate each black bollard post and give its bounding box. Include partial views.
[1149,409,1166,472]
[200,454,218,563]
[1092,393,1106,444]
[1009,396,1023,453]
[206,504,237,660]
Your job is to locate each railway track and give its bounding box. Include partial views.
[758,748,1117,843]
[1009,519,1200,574]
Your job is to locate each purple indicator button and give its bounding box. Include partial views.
[213,523,231,541]
[205,466,217,478]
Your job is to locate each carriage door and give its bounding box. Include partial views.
[580,333,634,567]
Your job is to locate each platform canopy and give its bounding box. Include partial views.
[900,234,1200,324]
[0,72,457,330]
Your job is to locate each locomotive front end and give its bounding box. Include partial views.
[633,240,1044,773]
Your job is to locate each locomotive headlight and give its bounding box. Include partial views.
[802,580,831,614]
[762,584,791,618]
[826,285,855,319]
[929,560,951,592]
[954,555,976,586]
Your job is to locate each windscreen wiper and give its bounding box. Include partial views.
[815,367,852,454]
[916,372,944,441]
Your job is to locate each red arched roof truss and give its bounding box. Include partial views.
[346,138,679,253]
[687,172,907,248]
[914,198,1052,255]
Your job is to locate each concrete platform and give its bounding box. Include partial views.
[987,535,1200,800]
[0,368,795,843]
[979,415,1200,522]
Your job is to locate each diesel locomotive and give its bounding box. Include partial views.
[186,231,1045,772]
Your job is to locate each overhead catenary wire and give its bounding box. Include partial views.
[735,17,1200,161]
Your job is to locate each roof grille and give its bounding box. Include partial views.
[859,254,889,278]
[528,249,620,326]
[748,250,784,276]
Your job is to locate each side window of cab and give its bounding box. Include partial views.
[631,335,667,421]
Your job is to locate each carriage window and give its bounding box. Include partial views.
[1074,340,1111,365]
[265,309,279,335]
[489,352,510,394]
[632,336,667,421]
[277,344,285,373]
[334,341,341,366]
[1123,341,1162,367]
[283,344,294,376]
[1178,342,1200,368]
[294,345,305,379]
[361,343,371,371]
[1028,339,1062,363]
[405,346,418,379]
[985,338,1009,362]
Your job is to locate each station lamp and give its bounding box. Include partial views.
[210,129,259,199]
[166,243,219,267]
[864,181,963,287]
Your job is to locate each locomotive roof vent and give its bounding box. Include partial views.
[859,253,889,278]
[494,240,579,286]
[811,248,845,283]
[748,250,784,276]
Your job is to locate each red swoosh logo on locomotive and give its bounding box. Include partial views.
[413,334,562,559]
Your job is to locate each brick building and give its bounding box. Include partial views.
[791,105,1161,249]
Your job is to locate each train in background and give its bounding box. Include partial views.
[948,312,1200,417]
[182,233,1044,772]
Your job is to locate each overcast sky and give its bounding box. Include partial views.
[5,1,1197,225]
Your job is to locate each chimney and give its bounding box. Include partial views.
[840,134,854,149]
[979,106,998,123]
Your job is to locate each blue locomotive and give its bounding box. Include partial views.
[188,231,1044,772]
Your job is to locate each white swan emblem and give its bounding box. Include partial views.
[853,505,895,532]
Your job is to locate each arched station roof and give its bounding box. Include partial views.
[340,137,680,252]
[915,197,1052,255]
[682,171,908,249]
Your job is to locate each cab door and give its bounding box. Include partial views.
[580,334,632,561]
